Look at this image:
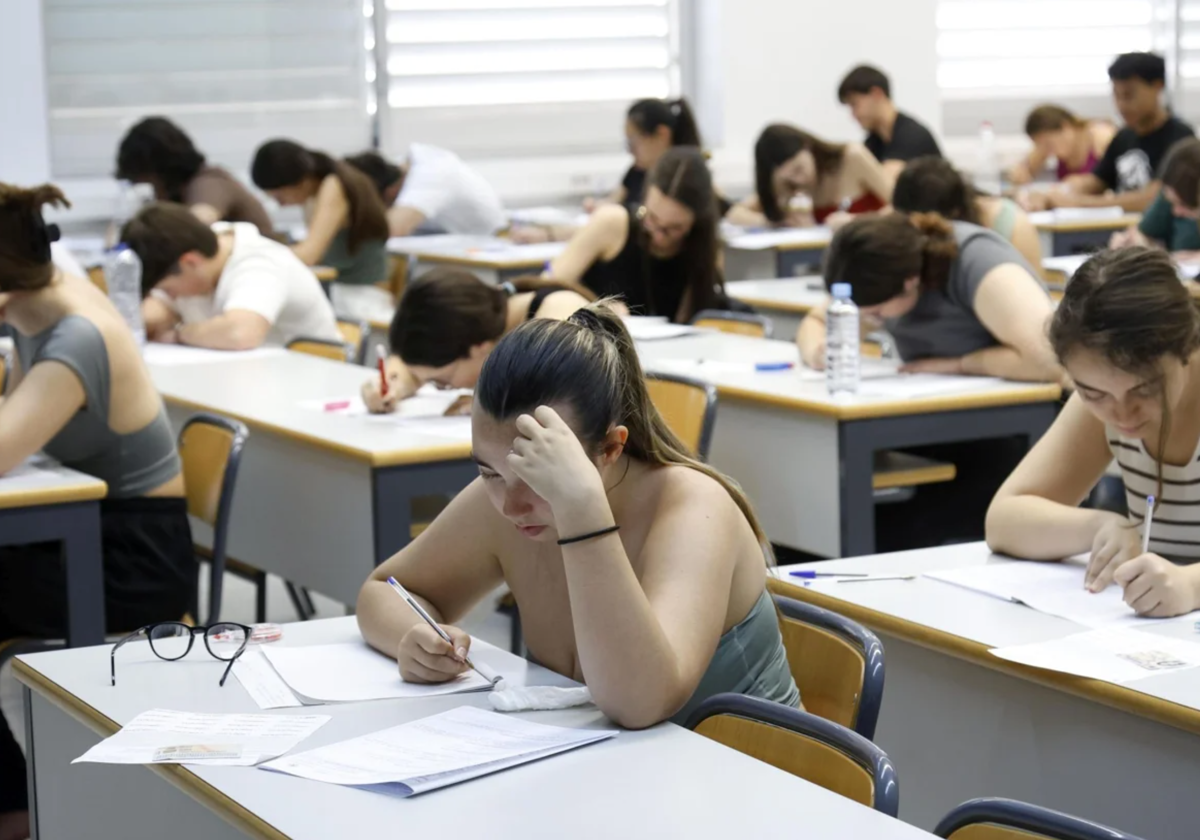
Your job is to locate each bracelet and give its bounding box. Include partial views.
[557,524,620,546]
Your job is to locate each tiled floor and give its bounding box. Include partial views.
[1,566,513,753]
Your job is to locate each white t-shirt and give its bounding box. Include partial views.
[170,222,341,347]
[397,143,506,234]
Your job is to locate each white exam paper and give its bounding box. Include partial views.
[260,706,616,796]
[298,387,473,442]
[233,649,302,710]
[262,641,493,703]
[622,317,700,342]
[991,627,1200,683]
[857,374,1007,399]
[73,709,329,766]
[725,227,833,250]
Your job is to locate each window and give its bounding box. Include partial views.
[375,0,682,158]
[43,0,372,179]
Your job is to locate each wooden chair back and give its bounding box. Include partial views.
[287,337,353,363]
[644,373,717,460]
[691,309,773,338]
[336,318,369,364]
[935,797,1147,840]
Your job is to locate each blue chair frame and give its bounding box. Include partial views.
[935,797,1148,840]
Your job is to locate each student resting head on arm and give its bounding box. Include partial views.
[1009,105,1115,186]
[356,304,801,728]
[361,267,592,414]
[893,156,1043,269]
[545,146,735,324]
[1113,137,1200,255]
[250,139,391,321]
[122,202,340,351]
[987,247,1200,618]
[0,184,196,836]
[116,116,274,235]
[726,124,895,231]
[344,147,506,239]
[837,64,943,179]
[796,212,1060,383]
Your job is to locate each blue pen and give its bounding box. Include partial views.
[790,570,869,579]
[756,362,795,372]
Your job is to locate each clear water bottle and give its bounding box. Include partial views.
[977,120,1001,195]
[105,180,138,249]
[826,282,860,395]
[105,245,146,348]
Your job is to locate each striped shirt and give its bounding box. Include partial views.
[1109,428,1200,560]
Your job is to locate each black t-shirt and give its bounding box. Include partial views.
[864,112,942,163]
[621,166,647,205]
[1092,115,1195,193]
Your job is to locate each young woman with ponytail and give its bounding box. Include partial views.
[250,139,391,319]
[357,303,800,728]
[797,211,1059,382]
[989,248,1200,618]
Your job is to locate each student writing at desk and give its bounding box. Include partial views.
[0,185,194,838]
[546,147,735,324]
[989,248,1200,618]
[357,305,801,728]
[344,147,506,238]
[361,267,590,414]
[251,139,391,321]
[115,117,273,235]
[1021,52,1194,213]
[1110,137,1200,258]
[123,203,340,350]
[726,124,895,230]
[893,156,1043,269]
[1007,105,1115,187]
[837,64,943,178]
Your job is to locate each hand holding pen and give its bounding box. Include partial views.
[387,577,500,686]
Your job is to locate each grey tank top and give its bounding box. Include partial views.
[671,589,801,725]
[12,315,181,498]
[322,228,390,287]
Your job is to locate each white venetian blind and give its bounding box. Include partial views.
[43,0,372,179]
[1180,0,1200,79]
[379,0,680,157]
[937,0,1165,98]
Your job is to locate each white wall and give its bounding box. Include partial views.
[0,0,51,185]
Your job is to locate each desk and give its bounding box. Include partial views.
[775,544,1198,838]
[1043,253,1200,299]
[723,227,832,281]
[387,234,565,285]
[148,352,476,605]
[726,277,825,338]
[0,462,107,646]
[638,333,1061,557]
[1030,210,1139,257]
[15,617,936,840]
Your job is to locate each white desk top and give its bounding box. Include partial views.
[722,226,833,251]
[386,234,565,269]
[727,278,826,313]
[0,457,107,510]
[1028,208,1139,231]
[637,332,1061,420]
[16,617,934,840]
[776,543,1200,733]
[148,352,470,467]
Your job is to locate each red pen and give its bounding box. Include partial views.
[376,343,389,397]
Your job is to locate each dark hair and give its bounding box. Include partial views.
[892,156,981,224]
[115,117,207,203]
[837,65,891,102]
[120,202,220,295]
[250,139,388,254]
[344,151,404,201]
[639,146,724,320]
[1108,52,1166,85]
[824,212,959,306]
[627,98,702,148]
[0,183,69,292]
[1024,104,1087,137]
[476,303,770,550]
[754,124,847,224]
[1051,247,1200,499]
[1160,138,1200,208]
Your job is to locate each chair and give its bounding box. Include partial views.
[178,413,249,624]
[645,372,718,460]
[766,592,886,740]
[935,798,1147,840]
[691,309,774,339]
[336,317,370,365]
[286,336,353,363]
[0,347,8,395]
[687,693,898,816]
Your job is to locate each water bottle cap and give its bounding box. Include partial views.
[109,243,130,254]
[831,283,853,300]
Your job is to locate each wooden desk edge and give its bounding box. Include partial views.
[161,393,471,467]
[770,579,1200,737]
[0,481,107,510]
[1036,216,1139,233]
[727,296,815,315]
[13,659,290,840]
[715,383,1062,419]
[390,252,546,271]
[727,241,829,253]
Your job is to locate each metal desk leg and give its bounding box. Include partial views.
[23,685,39,840]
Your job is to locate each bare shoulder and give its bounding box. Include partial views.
[318,173,348,204]
[651,464,745,524]
[588,203,630,236]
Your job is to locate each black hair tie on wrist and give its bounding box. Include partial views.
[557,524,620,546]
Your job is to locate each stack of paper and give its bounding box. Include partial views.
[992,627,1200,684]
[261,706,616,796]
[261,642,496,703]
[73,709,329,766]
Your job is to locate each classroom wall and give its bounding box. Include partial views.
[0,0,51,185]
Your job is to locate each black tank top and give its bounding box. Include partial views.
[580,206,691,321]
[523,284,572,319]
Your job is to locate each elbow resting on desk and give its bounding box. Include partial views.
[589,670,691,731]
